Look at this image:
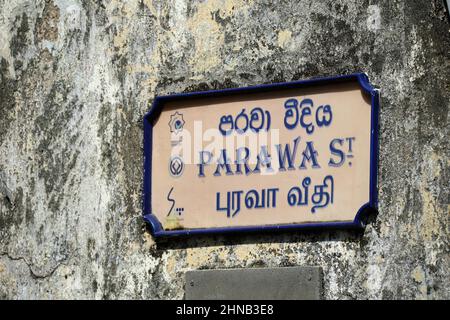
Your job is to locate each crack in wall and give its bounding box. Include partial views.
[0,251,70,280]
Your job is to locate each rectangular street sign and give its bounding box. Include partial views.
[143,73,379,237]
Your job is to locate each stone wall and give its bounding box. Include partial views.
[0,0,448,299]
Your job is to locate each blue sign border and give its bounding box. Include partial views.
[143,73,380,237]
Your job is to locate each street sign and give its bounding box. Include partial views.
[143,73,379,237]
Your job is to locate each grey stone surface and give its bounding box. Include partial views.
[0,0,449,299]
[185,267,322,300]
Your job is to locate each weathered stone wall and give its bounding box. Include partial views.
[0,0,448,299]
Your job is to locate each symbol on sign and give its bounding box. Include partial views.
[166,187,185,217]
[169,156,184,177]
[167,187,175,216]
[168,111,185,134]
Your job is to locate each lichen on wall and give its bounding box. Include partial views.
[0,0,449,299]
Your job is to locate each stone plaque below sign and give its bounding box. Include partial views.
[185,266,323,300]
